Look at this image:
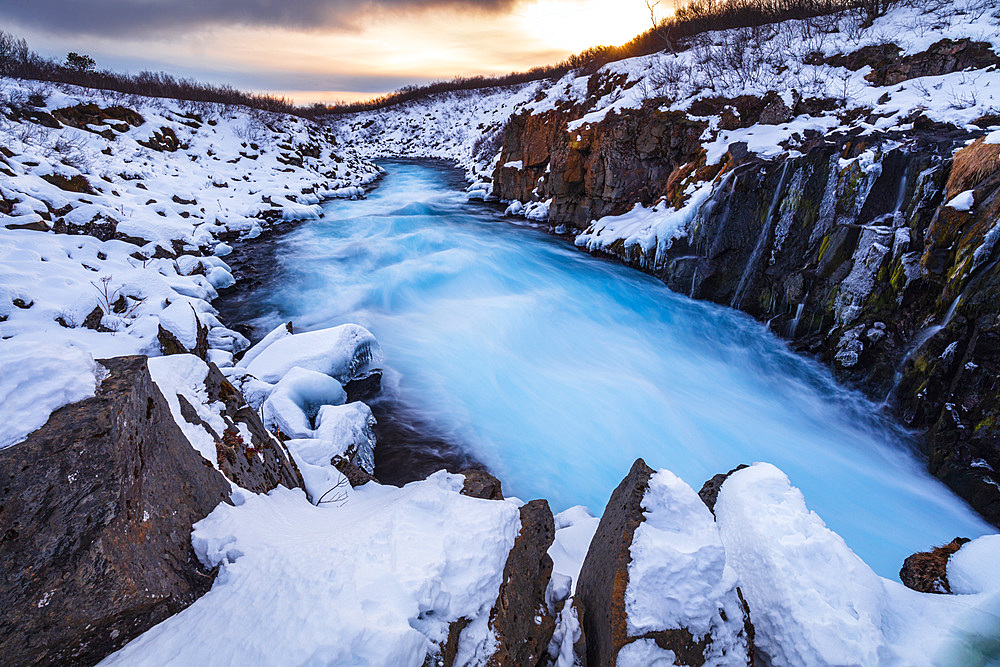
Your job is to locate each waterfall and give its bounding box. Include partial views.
[789,301,806,338]
[731,161,793,309]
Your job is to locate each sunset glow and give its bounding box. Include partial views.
[1,0,655,104]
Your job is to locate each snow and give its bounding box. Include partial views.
[624,469,747,665]
[260,366,347,439]
[147,354,227,469]
[985,130,1000,145]
[616,639,678,666]
[948,535,1000,595]
[314,402,378,473]
[549,505,600,594]
[946,190,975,212]
[244,324,383,385]
[715,463,1000,666]
[101,473,521,667]
[0,76,380,447]
[0,339,102,448]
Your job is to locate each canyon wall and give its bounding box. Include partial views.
[494,103,1000,526]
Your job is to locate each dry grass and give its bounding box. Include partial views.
[947,137,1000,199]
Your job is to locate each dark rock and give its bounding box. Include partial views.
[344,370,382,402]
[460,469,504,500]
[575,460,752,666]
[82,305,110,332]
[0,356,231,666]
[487,499,557,667]
[699,464,750,515]
[899,538,971,594]
[201,362,305,493]
[333,457,377,487]
[574,458,655,666]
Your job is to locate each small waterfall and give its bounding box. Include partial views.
[731,161,793,309]
[689,265,698,299]
[882,258,997,406]
[789,300,806,338]
[891,166,909,227]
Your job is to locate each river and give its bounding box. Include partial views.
[217,159,992,578]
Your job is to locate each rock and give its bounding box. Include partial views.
[487,499,557,667]
[576,460,753,666]
[333,456,376,487]
[698,464,750,515]
[0,356,231,666]
[82,305,111,332]
[759,97,792,125]
[201,362,305,493]
[899,537,971,594]
[574,458,654,666]
[157,318,208,359]
[460,468,504,500]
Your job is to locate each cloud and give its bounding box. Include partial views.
[0,0,520,37]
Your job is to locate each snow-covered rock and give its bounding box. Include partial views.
[101,474,522,666]
[260,366,347,439]
[244,324,383,385]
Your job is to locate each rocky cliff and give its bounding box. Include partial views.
[492,79,1000,528]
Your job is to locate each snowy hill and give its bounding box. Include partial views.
[0,78,380,447]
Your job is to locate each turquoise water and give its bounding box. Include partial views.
[225,159,992,578]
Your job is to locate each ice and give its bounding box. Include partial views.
[236,322,293,369]
[244,324,383,385]
[101,474,521,667]
[948,535,1000,595]
[0,340,101,449]
[261,366,347,439]
[314,401,377,473]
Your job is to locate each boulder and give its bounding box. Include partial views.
[0,356,231,666]
[460,468,504,500]
[574,459,654,666]
[486,499,557,667]
[899,537,970,594]
[576,460,753,666]
[201,362,305,493]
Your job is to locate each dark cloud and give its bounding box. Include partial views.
[0,0,518,37]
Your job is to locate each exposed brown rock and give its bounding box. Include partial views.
[487,499,557,667]
[334,457,377,487]
[201,362,305,493]
[0,356,231,666]
[157,316,208,359]
[460,468,504,500]
[699,464,750,515]
[574,458,655,666]
[900,538,971,594]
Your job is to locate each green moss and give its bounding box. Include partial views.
[817,234,832,262]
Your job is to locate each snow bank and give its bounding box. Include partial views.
[715,463,1000,666]
[260,366,347,439]
[101,473,521,666]
[0,340,102,449]
[244,324,383,385]
[948,535,1000,595]
[625,469,748,665]
[314,402,377,473]
[147,354,227,468]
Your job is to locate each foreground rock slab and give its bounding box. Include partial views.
[575,459,752,666]
[0,356,231,665]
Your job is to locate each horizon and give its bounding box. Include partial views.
[0,0,659,105]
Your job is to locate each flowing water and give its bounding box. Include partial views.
[219,159,992,578]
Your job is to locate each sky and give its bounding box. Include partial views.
[0,0,655,105]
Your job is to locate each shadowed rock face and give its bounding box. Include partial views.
[0,355,231,666]
[574,458,655,666]
[487,499,557,667]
